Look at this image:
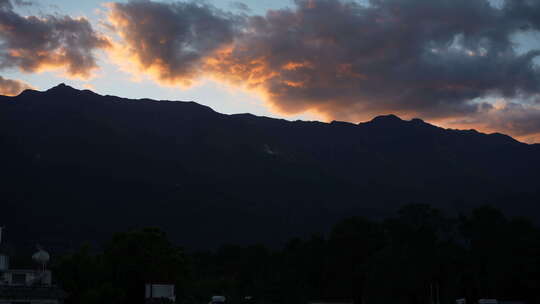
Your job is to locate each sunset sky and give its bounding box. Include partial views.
[1,0,540,143]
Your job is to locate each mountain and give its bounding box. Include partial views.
[1,84,539,249]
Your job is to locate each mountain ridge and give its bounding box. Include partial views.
[1,84,539,249]
[11,83,529,146]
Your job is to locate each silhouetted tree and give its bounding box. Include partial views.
[53,206,540,304]
[54,228,187,304]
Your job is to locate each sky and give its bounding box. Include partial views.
[1,0,540,143]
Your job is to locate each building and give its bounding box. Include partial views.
[0,227,67,304]
[210,296,226,304]
[145,283,176,304]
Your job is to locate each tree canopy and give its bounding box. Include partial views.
[52,205,540,304]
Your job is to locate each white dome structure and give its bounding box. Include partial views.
[32,248,50,269]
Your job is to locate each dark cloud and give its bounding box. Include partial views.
[107,0,236,85]
[0,0,13,10]
[0,0,34,8]
[106,0,540,138]
[446,101,540,143]
[503,0,540,31]
[0,75,32,96]
[13,0,33,6]
[451,102,540,140]
[208,0,540,121]
[229,1,250,12]
[0,0,110,78]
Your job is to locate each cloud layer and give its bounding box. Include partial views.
[2,0,540,142]
[104,0,540,141]
[449,101,540,142]
[107,0,236,86]
[0,0,110,78]
[0,75,32,95]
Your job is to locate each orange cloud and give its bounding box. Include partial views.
[105,1,235,87]
[103,0,540,142]
[0,76,33,96]
[440,102,540,143]
[0,6,110,79]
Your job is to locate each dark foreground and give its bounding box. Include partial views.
[3,204,535,304]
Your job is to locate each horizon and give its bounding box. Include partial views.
[1,0,540,143]
[6,82,532,145]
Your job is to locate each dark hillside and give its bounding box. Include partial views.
[1,84,539,249]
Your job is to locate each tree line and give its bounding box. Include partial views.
[52,204,540,304]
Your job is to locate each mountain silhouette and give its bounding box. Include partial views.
[1,84,539,249]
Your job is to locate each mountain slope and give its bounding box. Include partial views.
[1,84,539,249]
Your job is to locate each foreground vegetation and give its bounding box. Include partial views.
[52,204,540,304]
